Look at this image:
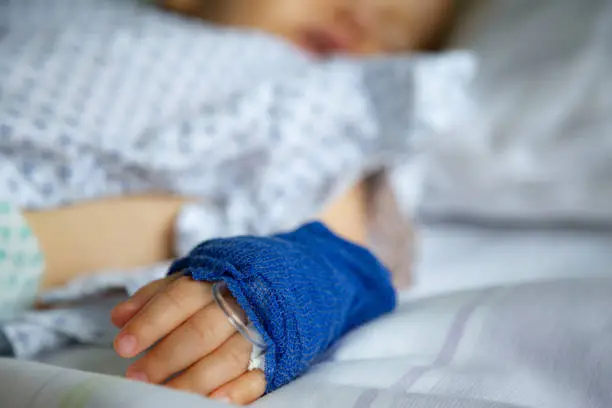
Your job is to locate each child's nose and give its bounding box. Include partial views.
[330,4,369,42]
[329,2,385,54]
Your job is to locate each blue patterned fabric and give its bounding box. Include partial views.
[169,222,396,392]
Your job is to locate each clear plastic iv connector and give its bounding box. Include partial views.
[212,281,267,350]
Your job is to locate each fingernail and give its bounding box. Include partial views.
[127,370,149,383]
[116,334,137,356]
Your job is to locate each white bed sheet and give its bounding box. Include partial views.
[390,0,612,223]
[26,226,612,408]
[409,226,612,298]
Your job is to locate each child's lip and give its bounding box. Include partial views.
[297,26,354,57]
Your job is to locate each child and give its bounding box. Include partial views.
[0,0,453,404]
[107,0,453,405]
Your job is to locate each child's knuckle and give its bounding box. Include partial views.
[187,316,216,345]
[161,285,189,311]
[225,345,249,370]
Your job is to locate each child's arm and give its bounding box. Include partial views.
[25,183,367,290]
[25,196,188,289]
[319,182,368,246]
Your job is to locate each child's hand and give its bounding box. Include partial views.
[111,274,266,405]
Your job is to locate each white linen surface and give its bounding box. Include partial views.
[28,246,612,408]
[24,278,610,408]
[0,227,600,408]
[391,0,612,223]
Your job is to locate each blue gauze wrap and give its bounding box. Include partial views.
[168,222,396,393]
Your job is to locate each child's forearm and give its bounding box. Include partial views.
[24,182,367,290]
[25,196,188,289]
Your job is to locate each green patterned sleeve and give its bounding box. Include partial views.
[0,201,45,320]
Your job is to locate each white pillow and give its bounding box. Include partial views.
[393,0,612,224]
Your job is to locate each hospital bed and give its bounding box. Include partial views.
[3,0,612,407]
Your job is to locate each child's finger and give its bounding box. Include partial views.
[125,301,236,384]
[166,333,252,397]
[114,276,213,358]
[210,370,267,406]
[111,277,172,328]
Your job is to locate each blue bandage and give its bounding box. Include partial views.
[169,222,396,392]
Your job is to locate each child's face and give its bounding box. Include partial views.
[163,0,452,56]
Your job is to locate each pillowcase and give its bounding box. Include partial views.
[392,0,612,225]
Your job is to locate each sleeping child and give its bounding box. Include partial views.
[0,0,454,405]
